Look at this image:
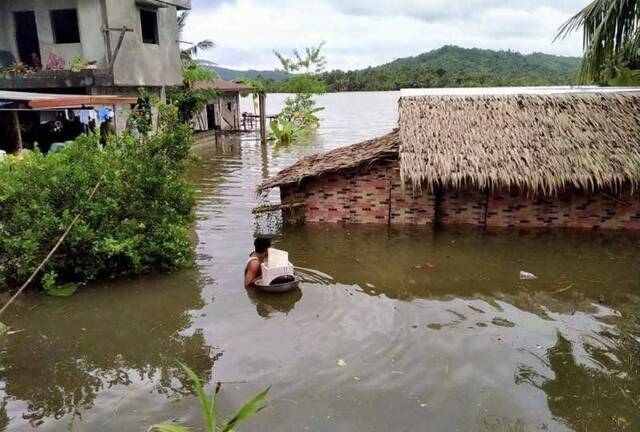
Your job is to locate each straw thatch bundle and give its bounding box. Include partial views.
[399,93,640,195]
[258,130,399,191]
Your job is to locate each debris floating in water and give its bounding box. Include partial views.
[0,322,7,336]
[337,359,347,367]
[519,270,538,280]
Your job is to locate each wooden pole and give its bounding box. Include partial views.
[258,92,266,145]
[0,111,23,154]
[11,111,22,154]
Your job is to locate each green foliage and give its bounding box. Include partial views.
[269,118,296,146]
[150,362,269,432]
[271,43,327,144]
[267,45,581,92]
[182,65,218,83]
[168,85,220,126]
[0,104,196,291]
[41,271,78,297]
[556,0,639,82]
[169,65,221,126]
[70,56,86,72]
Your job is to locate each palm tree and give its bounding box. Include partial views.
[177,11,215,65]
[556,0,639,82]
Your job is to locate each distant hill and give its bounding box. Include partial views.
[210,66,288,82]
[300,45,582,92]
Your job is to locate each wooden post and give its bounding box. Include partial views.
[0,111,23,154]
[258,92,266,145]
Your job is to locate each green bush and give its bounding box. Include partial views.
[0,104,196,291]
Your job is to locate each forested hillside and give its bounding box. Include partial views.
[320,46,581,91]
[261,45,581,92]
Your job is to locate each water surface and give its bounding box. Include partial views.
[0,92,638,432]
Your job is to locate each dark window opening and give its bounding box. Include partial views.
[140,9,159,45]
[50,9,80,44]
[13,11,41,67]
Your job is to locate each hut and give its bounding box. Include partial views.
[191,79,254,131]
[258,87,640,230]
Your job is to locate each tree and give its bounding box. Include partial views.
[556,0,640,82]
[177,11,215,66]
[270,43,327,145]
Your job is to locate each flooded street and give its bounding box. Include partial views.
[1,92,639,431]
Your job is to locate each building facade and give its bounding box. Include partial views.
[0,0,188,92]
[0,0,189,134]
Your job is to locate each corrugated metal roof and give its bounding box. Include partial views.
[0,90,138,109]
[192,79,255,93]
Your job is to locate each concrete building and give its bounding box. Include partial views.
[259,87,640,230]
[0,0,189,101]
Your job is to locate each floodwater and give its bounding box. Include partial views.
[1,92,639,431]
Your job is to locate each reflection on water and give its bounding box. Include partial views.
[0,92,639,431]
[246,288,303,318]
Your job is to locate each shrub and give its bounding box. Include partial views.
[0,104,196,291]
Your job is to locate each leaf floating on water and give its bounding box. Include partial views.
[45,283,79,298]
[425,262,438,269]
[337,359,347,367]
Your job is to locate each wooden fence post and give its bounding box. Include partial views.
[258,93,266,145]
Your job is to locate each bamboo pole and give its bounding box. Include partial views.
[252,202,305,214]
[0,176,104,318]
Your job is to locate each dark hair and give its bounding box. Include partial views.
[254,237,271,253]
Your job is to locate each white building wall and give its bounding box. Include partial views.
[0,0,183,87]
[0,0,86,67]
[106,0,183,87]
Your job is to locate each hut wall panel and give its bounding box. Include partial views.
[279,160,437,225]
[436,189,487,227]
[278,168,640,230]
[389,163,435,225]
[486,191,573,228]
[344,163,391,224]
[304,174,354,223]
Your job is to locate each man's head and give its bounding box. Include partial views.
[254,236,271,257]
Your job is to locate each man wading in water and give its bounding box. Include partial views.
[244,237,271,288]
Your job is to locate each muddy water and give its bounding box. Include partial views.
[1,92,639,431]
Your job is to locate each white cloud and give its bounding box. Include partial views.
[184,0,589,71]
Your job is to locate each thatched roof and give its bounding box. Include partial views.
[258,130,399,191]
[399,92,640,194]
[260,90,640,195]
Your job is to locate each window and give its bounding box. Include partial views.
[140,9,159,45]
[50,9,80,44]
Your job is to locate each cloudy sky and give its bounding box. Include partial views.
[183,0,590,71]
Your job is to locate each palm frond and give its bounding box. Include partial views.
[556,0,640,82]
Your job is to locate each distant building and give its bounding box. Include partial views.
[259,87,640,230]
[0,0,190,129]
[191,79,254,131]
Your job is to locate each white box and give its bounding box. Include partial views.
[261,248,294,285]
[260,262,294,285]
